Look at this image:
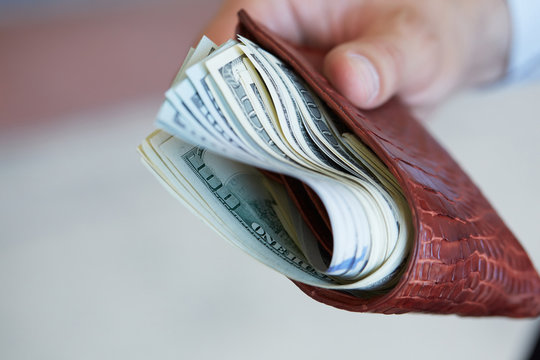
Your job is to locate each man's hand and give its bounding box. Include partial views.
[203,0,510,112]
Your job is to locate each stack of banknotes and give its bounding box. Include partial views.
[138,35,413,292]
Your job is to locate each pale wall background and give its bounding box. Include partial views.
[1,1,539,359]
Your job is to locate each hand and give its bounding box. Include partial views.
[203,0,510,112]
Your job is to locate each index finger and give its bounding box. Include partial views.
[200,0,353,48]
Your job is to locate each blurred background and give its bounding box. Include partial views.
[1,1,539,359]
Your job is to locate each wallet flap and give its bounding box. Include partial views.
[237,10,540,317]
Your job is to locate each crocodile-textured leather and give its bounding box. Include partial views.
[237,10,540,317]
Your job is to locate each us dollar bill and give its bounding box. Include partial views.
[139,35,413,291]
[140,131,336,287]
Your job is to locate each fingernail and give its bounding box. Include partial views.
[346,53,380,105]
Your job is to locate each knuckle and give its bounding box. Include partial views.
[392,7,424,33]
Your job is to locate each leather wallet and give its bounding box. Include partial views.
[236,10,540,317]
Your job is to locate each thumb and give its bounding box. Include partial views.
[323,23,441,109]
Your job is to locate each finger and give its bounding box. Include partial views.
[201,0,353,48]
[202,0,299,45]
[323,10,443,109]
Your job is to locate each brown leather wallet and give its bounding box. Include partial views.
[236,10,540,317]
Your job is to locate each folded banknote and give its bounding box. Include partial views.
[139,33,411,292]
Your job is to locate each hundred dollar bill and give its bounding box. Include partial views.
[139,35,413,291]
[139,131,335,287]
